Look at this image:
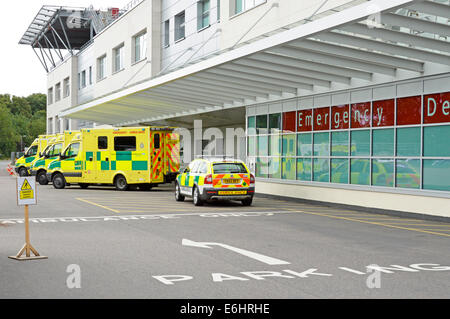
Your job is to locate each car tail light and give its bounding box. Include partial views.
[250,174,255,184]
[205,174,213,184]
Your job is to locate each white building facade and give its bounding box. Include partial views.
[22,0,450,217]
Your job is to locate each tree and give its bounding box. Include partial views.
[0,105,19,158]
[26,93,47,114]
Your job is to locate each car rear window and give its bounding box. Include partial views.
[213,163,248,174]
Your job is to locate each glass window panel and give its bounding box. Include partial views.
[331,131,349,156]
[424,125,450,157]
[397,127,421,157]
[351,130,370,156]
[248,116,256,135]
[331,158,348,184]
[396,159,420,189]
[297,133,312,156]
[282,134,296,156]
[269,135,281,156]
[256,115,268,135]
[372,159,394,187]
[372,128,394,156]
[423,160,450,191]
[313,158,329,182]
[313,132,329,157]
[256,157,268,178]
[282,157,296,180]
[257,135,268,156]
[269,157,281,179]
[350,159,370,185]
[269,113,281,134]
[297,158,312,181]
[247,136,256,156]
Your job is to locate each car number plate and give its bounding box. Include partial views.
[218,190,247,195]
[222,178,241,184]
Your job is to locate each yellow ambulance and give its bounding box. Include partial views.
[30,131,79,185]
[15,134,54,176]
[46,127,180,190]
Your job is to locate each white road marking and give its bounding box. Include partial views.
[182,238,291,266]
[0,211,290,225]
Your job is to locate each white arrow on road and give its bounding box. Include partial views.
[182,238,290,266]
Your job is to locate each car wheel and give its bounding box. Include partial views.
[37,171,49,185]
[175,183,185,202]
[114,175,128,191]
[18,167,28,177]
[52,173,66,189]
[79,183,89,189]
[192,186,203,206]
[242,197,253,206]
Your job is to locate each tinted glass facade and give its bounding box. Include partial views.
[247,91,450,193]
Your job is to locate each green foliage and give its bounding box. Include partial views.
[0,93,46,159]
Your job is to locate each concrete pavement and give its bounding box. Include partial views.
[0,174,449,298]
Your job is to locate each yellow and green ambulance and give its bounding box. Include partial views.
[46,127,180,190]
[30,131,79,185]
[15,134,54,176]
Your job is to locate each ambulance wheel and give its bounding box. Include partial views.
[37,171,49,185]
[175,183,185,202]
[192,186,203,206]
[241,197,253,206]
[114,175,128,191]
[53,173,66,189]
[18,167,28,177]
[79,183,89,189]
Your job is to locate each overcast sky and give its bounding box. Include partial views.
[1,0,130,97]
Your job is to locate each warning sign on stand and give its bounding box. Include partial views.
[16,177,37,206]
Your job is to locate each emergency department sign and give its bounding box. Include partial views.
[17,177,37,206]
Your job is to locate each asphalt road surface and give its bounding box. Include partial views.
[0,170,449,298]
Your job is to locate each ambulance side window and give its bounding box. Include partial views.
[198,161,207,174]
[114,136,136,151]
[98,136,108,149]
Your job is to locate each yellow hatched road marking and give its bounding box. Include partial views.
[380,223,450,227]
[76,198,121,213]
[287,209,450,238]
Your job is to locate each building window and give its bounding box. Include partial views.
[217,0,220,21]
[247,90,450,194]
[81,70,86,88]
[55,115,60,133]
[89,66,93,85]
[97,55,107,80]
[175,11,185,42]
[47,87,53,105]
[64,119,70,131]
[113,44,124,73]
[164,20,170,47]
[47,117,53,134]
[197,0,210,30]
[133,31,147,63]
[234,0,266,15]
[63,77,70,98]
[55,83,61,102]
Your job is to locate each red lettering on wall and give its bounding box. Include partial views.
[283,111,297,133]
[423,92,450,124]
[313,107,330,131]
[331,105,350,130]
[397,96,421,126]
[351,102,371,128]
[372,99,395,127]
[297,109,313,132]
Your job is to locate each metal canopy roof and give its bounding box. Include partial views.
[60,0,450,126]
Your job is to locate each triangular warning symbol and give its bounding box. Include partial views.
[21,179,32,190]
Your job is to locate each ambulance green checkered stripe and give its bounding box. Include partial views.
[116,152,132,161]
[194,176,200,184]
[49,161,61,169]
[97,160,148,171]
[25,157,35,163]
[34,159,45,167]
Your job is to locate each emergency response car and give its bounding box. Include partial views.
[175,158,255,206]
[46,127,180,190]
[15,134,54,176]
[31,131,79,185]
